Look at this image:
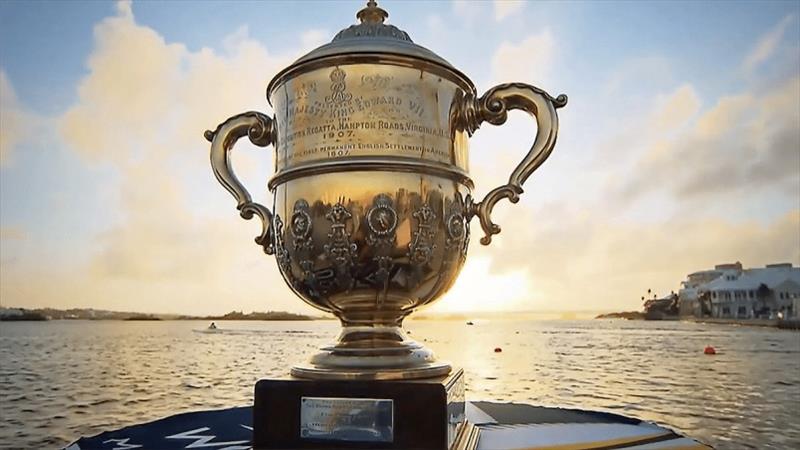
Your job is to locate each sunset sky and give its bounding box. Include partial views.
[1,0,798,316]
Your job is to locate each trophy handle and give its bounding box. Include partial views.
[205,111,276,254]
[464,84,567,245]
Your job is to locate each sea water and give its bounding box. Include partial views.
[0,319,798,449]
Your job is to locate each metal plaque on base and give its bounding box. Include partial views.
[253,368,477,450]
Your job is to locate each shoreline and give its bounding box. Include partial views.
[684,317,800,330]
[596,313,800,330]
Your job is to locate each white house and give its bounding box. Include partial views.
[677,263,741,316]
[678,262,800,319]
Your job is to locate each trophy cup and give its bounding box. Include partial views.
[205,2,566,448]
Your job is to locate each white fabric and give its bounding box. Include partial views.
[466,402,498,425]
[477,422,668,450]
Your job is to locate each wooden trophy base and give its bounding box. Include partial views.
[253,367,479,450]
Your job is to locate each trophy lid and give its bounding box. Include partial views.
[267,1,474,98]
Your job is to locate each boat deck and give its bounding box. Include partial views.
[65,401,709,449]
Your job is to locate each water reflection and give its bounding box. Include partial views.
[0,319,797,449]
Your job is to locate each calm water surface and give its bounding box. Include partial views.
[0,319,798,449]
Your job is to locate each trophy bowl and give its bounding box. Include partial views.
[205,1,566,380]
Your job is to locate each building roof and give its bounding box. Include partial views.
[702,267,800,292]
[688,270,722,277]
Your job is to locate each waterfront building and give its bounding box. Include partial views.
[0,308,24,318]
[677,262,800,319]
[677,263,741,317]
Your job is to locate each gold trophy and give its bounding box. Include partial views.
[206,2,565,448]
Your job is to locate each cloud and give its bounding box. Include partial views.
[5,0,799,318]
[742,14,796,73]
[59,6,301,167]
[301,29,330,51]
[0,70,39,166]
[451,0,486,25]
[59,6,186,163]
[0,226,27,241]
[649,84,701,135]
[34,0,323,314]
[618,76,800,202]
[491,30,555,86]
[494,0,524,22]
[603,56,675,96]
[484,205,800,312]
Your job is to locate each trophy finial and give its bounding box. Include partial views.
[357,0,388,24]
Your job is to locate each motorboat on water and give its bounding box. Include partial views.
[192,322,221,334]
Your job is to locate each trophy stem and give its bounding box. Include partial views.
[291,322,452,380]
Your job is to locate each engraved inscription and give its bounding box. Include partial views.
[361,74,391,90]
[273,65,457,170]
[300,397,394,443]
[326,68,353,105]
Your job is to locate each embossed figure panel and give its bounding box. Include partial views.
[272,171,469,327]
[271,64,468,172]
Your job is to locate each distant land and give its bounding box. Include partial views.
[594,311,646,320]
[0,307,317,321]
[413,310,602,320]
[0,307,619,322]
[1,306,640,322]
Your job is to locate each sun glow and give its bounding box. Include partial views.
[428,256,533,313]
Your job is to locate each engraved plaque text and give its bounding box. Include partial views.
[300,396,394,443]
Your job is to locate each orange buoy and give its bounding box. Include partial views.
[494,347,502,353]
[704,345,716,355]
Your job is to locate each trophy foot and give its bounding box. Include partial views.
[291,359,452,380]
[291,324,452,380]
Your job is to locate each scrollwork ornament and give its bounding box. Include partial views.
[475,84,567,129]
[365,194,398,290]
[366,194,398,247]
[324,202,358,288]
[457,83,567,245]
[299,260,320,298]
[445,194,466,252]
[206,111,276,255]
[290,199,314,251]
[462,220,470,261]
[239,202,274,255]
[290,199,318,295]
[274,215,293,282]
[408,203,437,267]
[204,111,274,147]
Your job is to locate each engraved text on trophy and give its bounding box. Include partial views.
[273,64,459,170]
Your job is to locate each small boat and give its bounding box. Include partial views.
[192,323,220,334]
[191,328,221,334]
[466,321,474,325]
[64,401,710,449]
